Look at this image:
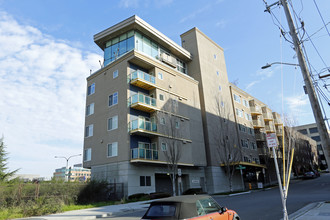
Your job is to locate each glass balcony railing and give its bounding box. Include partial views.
[129,93,157,109]
[131,147,159,160]
[129,118,157,133]
[129,70,155,84]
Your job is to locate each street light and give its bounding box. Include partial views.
[261,62,300,69]
[55,154,82,181]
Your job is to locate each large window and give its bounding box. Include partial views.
[87,83,95,95]
[108,115,118,131]
[140,176,151,186]
[86,103,94,116]
[109,92,118,107]
[84,148,91,161]
[309,127,318,134]
[85,125,93,137]
[107,142,118,157]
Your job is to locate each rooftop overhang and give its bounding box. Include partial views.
[220,161,267,169]
[94,15,192,62]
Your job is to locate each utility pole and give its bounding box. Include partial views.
[280,0,330,167]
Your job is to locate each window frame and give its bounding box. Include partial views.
[84,148,91,161]
[113,70,118,78]
[86,103,94,116]
[108,115,118,131]
[87,83,95,96]
[109,92,118,107]
[107,142,118,157]
[85,124,93,137]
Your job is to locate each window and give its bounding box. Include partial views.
[233,94,241,103]
[86,103,94,116]
[113,70,118,78]
[176,58,187,74]
[160,117,166,125]
[85,124,93,137]
[140,176,151,186]
[161,143,167,151]
[243,99,249,107]
[311,136,321,142]
[159,94,164,101]
[216,70,219,76]
[197,198,221,215]
[175,121,180,129]
[245,112,251,121]
[251,142,257,150]
[221,101,224,107]
[298,129,308,135]
[87,83,95,95]
[214,54,217,59]
[158,72,163,80]
[107,142,118,157]
[108,115,118,130]
[109,92,118,107]
[84,148,91,161]
[235,108,243,118]
[309,127,318,134]
[219,85,222,91]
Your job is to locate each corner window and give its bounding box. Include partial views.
[85,124,93,137]
[113,70,118,78]
[84,148,91,161]
[87,83,95,95]
[108,115,118,131]
[107,142,118,157]
[109,92,118,107]
[86,103,94,116]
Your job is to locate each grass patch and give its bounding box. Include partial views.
[62,201,116,212]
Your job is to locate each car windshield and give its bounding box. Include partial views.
[196,198,221,215]
[146,204,176,217]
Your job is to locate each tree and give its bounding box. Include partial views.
[213,97,241,192]
[159,98,182,196]
[0,136,18,182]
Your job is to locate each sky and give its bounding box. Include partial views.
[0,0,329,178]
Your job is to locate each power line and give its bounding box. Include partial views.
[313,0,330,37]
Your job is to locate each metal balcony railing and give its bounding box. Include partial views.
[129,70,155,89]
[129,118,157,133]
[129,93,157,112]
[131,147,159,160]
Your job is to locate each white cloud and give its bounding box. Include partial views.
[119,0,139,8]
[285,93,310,116]
[215,19,227,29]
[0,11,102,178]
[118,0,173,8]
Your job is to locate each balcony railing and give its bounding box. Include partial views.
[129,118,157,136]
[129,93,157,112]
[252,120,264,128]
[131,147,159,160]
[255,133,266,141]
[274,119,283,125]
[265,125,275,133]
[129,70,156,90]
[263,113,273,121]
[250,106,262,115]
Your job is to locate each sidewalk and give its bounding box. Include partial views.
[288,201,330,220]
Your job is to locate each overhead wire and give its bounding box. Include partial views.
[313,0,330,37]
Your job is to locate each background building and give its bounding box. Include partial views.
[53,164,91,182]
[294,123,328,170]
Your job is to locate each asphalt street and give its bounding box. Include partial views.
[104,173,330,220]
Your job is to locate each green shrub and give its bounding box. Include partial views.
[128,193,150,201]
[77,180,111,204]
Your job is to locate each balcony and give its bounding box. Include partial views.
[131,147,159,161]
[255,133,266,141]
[265,125,275,133]
[159,53,177,68]
[129,70,156,90]
[129,117,159,137]
[276,128,283,136]
[253,120,264,128]
[129,93,158,113]
[250,106,262,115]
[263,112,273,121]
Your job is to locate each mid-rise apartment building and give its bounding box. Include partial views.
[53,164,91,182]
[83,15,288,196]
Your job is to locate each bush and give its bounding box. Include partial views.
[77,180,111,204]
[128,193,150,201]
[182,188,206,195]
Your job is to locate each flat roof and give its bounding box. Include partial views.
[94,15,192,62]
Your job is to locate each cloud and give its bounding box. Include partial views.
[285,93,309,114]
[245,80,261,90]
[215,19,227,29]
[119,0,139,8]
[0,11,102,177]
[180,4,212,23]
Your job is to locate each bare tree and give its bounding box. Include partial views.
[159,98,182,196]
[213,97,241,192]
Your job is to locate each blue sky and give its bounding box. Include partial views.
[0,0,329,178]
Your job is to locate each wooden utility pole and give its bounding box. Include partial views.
[280,0,330,167]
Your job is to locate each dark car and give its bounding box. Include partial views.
[303,171,316,179]
[141,194,239,220]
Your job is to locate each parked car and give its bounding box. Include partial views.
[141,194,240,220]
[303,171,316,179]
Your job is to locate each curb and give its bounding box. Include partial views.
[288,202,323,220]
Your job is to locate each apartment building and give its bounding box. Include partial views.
[83,15,286,196]
[294,123,328,169]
